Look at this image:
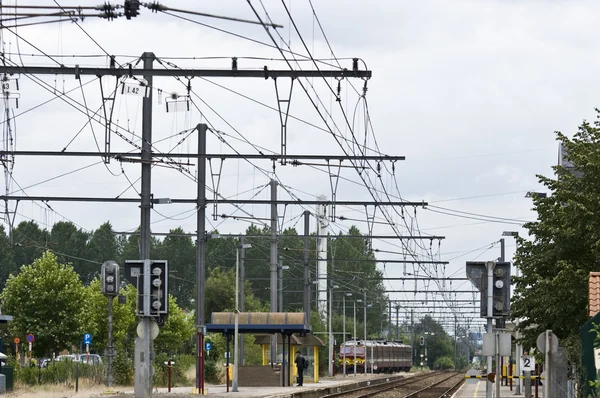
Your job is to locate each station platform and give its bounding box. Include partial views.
[103,371,418,398]
[453,378,525,398]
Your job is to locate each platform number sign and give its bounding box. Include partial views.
[521,355,535,372]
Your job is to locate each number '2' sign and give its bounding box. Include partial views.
[521,355,535,372]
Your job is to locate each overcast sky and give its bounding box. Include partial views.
[2,0,598,333]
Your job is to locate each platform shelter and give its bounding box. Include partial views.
[254,333,325,385]
[205,312,313,387]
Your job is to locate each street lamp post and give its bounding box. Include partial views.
[278,259,289,312]
[233,242,252,393]
[502,230,520,394]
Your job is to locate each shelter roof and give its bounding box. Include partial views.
[205,312,311,335]
[253,333,325,346]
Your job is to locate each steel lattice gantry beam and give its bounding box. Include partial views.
[0,195,424,206]
[0,65,372,79]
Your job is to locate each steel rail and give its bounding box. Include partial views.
[320,372,442,398]
[361,371,461,398]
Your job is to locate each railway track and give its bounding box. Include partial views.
[320,371,464,398]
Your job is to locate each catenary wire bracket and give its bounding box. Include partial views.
[208,158,224,221]
[99,71,121,164]
[364,204,377,250]
[273,77,294,165]
[327,160,342,221]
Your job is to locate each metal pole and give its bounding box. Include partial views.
[396,305,399,340]
[500,237,506,389]
[107,296,114,387]
[515,264,522,395]
[486,261,494,398]
[232,247,240,392]
[278,257,283,312]
[544,330,551,398]
[136,51,154,398]
[316,198,328,317]
[240,236,246,366]
[516,327,522,394]
[411,309,414,364]
[496,333,501,398]
[196,123,208,394]
[303,211,310,326]
[343,295,346,376]
[168,359,172,392]
[363,290,367,375]
[388,301,391,340]
[328,283,333,377]
[270,180,278,366]
[454,316,458,369]
[353,301,357,376]
[370,343,373,374]
[226,336,230,393]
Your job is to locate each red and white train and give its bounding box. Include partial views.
[337,340,413,373]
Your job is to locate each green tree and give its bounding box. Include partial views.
[118,231,161,262]
[49,221,92,284]
[153,295,195,355]
[81,278,137,356]
[206,230,237,274]
[205,266,266,318]
[87,221,119,266]
[240,225,272,307]
[120,233,141,262]
[12,220,49,268]
[0,224,16,291]
[329,226,388,337]
[512,113,600,364]
[414,315,454,369]
[155,228,196,310]
[0,251,86,356]
[433,356,454,370]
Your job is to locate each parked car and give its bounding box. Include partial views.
[56,354,79,362]
[79,354,102,366]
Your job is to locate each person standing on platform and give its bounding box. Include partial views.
[295,351,306,386]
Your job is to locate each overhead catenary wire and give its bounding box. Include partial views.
[249,3,438,274]
[0,3,488,332]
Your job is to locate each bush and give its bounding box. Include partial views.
[113,351,133,386]
[14,360,105,386]
[204,360,220,384]
[433,356,455,370]
[153,353,196,387]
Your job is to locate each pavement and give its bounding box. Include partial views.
[83,372,410,397]
[453,378,526,398]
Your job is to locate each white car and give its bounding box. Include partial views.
[79,354,102,365]
[56,354,79,362]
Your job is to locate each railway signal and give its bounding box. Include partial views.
[101,261,120,297]
[492,262,511,317]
